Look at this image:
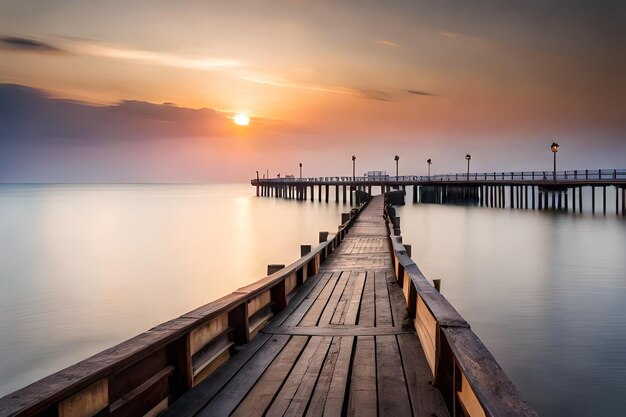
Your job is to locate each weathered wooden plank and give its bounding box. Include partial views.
[304,337,342,417]
[161,333,272,417]
[347,336,376,417]
[231,336,308,417]
[269,272,330,328]
[323,336,354,415]
[330,272,354,325]
[299,273,340,326]
[195,335,291,417]
[344,272,366,325]
[375,271,393,326]
[397,334,448,417]
[376,335,411,417]
[318,272,350,326]
[265,336,332,417]
[264,325,405,337]
[358,272,375,326]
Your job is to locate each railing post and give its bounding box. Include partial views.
[268,264,287,312]
[300,245,312,257]
[319,231,329,243]
[228,302,249,345]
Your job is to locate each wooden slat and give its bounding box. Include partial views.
[196,335,291,417]
[268,272,330,329]
[376,335,412,417]
[265,336,332,417]
[348,336,376,417]
[344,272,366,325]
[330,272,354,325]
[231,336,308,417]
[397,334,448,416]
[375,271,393,326]
[304,337,342,416]
[161,334,273,417]
[358,272,375,326]
[322,336,354,415]
[264,325,404,337]
[299,273,339,326]
[318,272,350,326]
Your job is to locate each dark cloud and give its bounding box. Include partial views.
[406,90,434,97]
[0,36,64,53]
[0,83,230,145]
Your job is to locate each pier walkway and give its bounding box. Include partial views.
[163,195,448,417]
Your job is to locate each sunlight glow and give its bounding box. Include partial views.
[233,114,250,126]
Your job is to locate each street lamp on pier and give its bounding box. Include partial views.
[427,158,432,179]
[256,170,259,181]
[394,155,399,181]
[299,162,302,179]
[551,142,559,181]
[352,155,356,181]
[465,154,471,180]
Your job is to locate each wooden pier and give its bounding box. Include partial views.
[0,195,537,417]
[163,195,447,417]
[253,169,626,216]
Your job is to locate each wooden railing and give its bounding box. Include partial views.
[253,168,626,184]
[0,201,369,417]
[385,199,538,417]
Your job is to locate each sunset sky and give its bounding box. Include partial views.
[1,0,624,182]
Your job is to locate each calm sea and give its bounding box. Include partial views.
[397,187,626,417]
[1,184,625,417]
[0,184,351,396]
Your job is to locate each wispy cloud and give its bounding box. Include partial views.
[58,38,243,70]
[407,90,434,96]
[373,39,400,49]
[0,36,64,53]
[0,34,243,71]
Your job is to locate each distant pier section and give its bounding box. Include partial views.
[252,169,626,216]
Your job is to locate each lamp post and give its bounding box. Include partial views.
[352,155,356,181]
[465,154,471,180]
[551,142,559,181]
[394,155,399,181]
[299,163,302,179]
[427,158,432,178]
[256,170,259,181]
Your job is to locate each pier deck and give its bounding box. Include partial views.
[164,195,447,417]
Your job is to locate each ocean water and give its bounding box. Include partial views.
[0,183,351,396]
[1,183,626,417]
[397,188,626,417]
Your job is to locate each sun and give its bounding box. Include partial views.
[233,113,250,126]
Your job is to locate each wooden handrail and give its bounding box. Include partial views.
[0,199,370,417]
[384,197,538,417]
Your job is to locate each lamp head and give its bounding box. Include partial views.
[551,142,559,153]
[427,158,431,164]
[394,155,399,162]
[352,155,356,161]
[465,154,471,161]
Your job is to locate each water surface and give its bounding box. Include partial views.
[0,183,350,396]
[397,194,626,417]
